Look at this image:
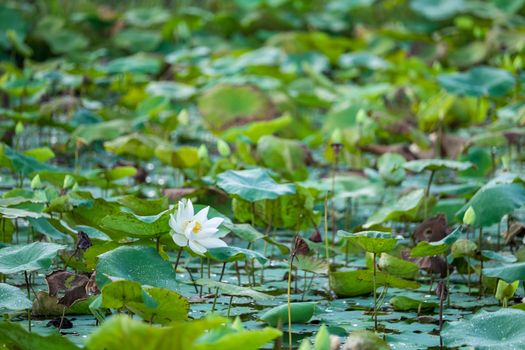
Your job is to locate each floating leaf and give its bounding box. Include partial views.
[437,66,515,97]
[206,246,268,265]
[403,159,474,173]
[0,242,65,274]
[195,279,272,301]
[96,245,178,291]
[339,231,397,254]
[390,296,437,311]
[442,308,525,349]
[457,182,525,227]
[363,189,425,228]
[484,261,525,283]
[217,168,296,202]
[0,321,79,350]
[260,302,316,327]
[0,283,32,311]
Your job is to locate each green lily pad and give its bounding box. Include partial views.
[403,159,474,173]
[329,270,419,297]
[483,261,525,283]
[127,286,189,324]
[217,168,296,202]
[0,283,32,311]
[442,308,525,349]
[437,66,515,97]
[339,231,397,254]
[96,245,178,291]
[198,85,274,130]
[378,253,419,279]
[256,135,309,181]
[206,246,268,265]
[195,279,272,301]
[0,242,65,274]
[123,7,169,27]
[457,182,525,227]
[377,153,406,186]
[390,296,437,311]
[410,0,465,20]
[100,209,170,238]
[0,321,79,350]
[363,189,425,228]
[260,302,316,326]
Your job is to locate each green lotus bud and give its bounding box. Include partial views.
[71,182,79,192]
[177,109,189,125]
[15,121,24,135]
[495,279,519,307]
[31,174,42,189]
[331,128,342,144]
[451,239,477,258]
[217,139,231,157]
[463,206,476,226]
[198,144,208,160]
[356,109,367,124]
[63,174,76,189]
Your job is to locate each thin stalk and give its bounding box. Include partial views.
[301,271,308,301]
[227,295,234,317]
[211,262,227,313]
[439,294,444,349]
[24,271,31,332]
[199,257,204,297]
[324,195,330,263]
[373,252,378,331]
[479,227,484,298]
[424,170,435,219]
[287,255,295,350]
[186,266,199,294]
[173,248,183,277]
[235,261,241,286]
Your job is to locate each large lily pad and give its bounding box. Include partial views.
[198,85,274,130]
[457,182,525,227]
[95,245,178,291]
[442,308,525,349]
[0,321,79,350]
[363,189,425,228]
[216,168,296,202]
[339,231,397,254]
[437,67,515,97]
[483,261,525,283]
[0,242,65,275]
[0,283,32,311]
[403,159,474,173]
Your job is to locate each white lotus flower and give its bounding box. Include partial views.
[169,199,226,255]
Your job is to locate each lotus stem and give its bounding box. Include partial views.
[287,255,295,350]
[373,252,378,331]
[24,271,31,332]
[173,248,183,277]
[227,295,234,317]
[324,195,330,263]
[479,227,484,298]
[424,170,435,219]
[301,271,307,301]
[211,262,226,313]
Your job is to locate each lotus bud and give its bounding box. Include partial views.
[15,121,24,135]
[463,206,476,226]
[198,144,208,160]
[31,174,42,189]
[217,139,231,157]
[63,174,76,189]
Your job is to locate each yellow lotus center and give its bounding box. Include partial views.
[192,221,202,234]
